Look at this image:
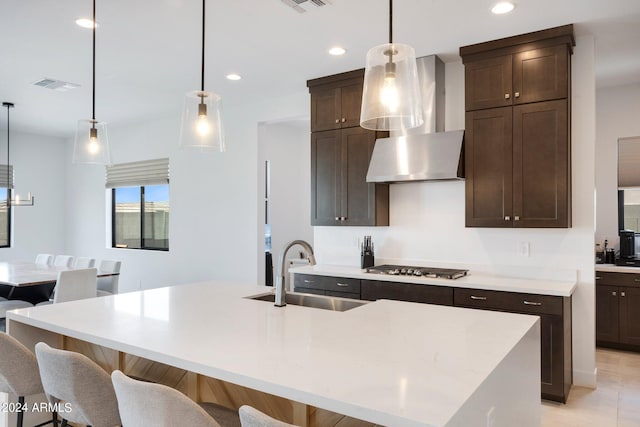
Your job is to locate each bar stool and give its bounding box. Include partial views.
[111,370,240,427]
[96,261,121,297]
[0,333,56,427]
[239,405,298,427]
[34,342,121,427]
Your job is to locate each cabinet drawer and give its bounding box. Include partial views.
[361,280,453,306]
[454,288,562,315]
[294,274,360,294]
[595,271,640,287]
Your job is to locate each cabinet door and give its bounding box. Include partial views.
[311,130,341,225]
[464,55,512,111]
[619,287,640,346]
[540,314,565,401]
[513,99,569,227]
[596,285,620,344]
[513,45,569,105]
[341,127,383,226]
[465,107,513,227]
[340,83,364,128]
[310,88,340,132]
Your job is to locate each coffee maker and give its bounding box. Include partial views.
[620,230,636,259]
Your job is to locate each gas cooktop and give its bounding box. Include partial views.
[365,265,468,280]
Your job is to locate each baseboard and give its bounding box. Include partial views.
[573,367,597,388]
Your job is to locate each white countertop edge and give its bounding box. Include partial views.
[595,264,640,273]
[289,265,576,297]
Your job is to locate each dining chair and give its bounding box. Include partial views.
[238,405,298,427]
[111,370,240,427]
[35,342,121,427]
[74,257,96,268]
[53,255,74,268]
[96,260,121,297]
[35,254,53,266]
[0,300,33,319]
[37,269,98,307]
[0,333,57,427]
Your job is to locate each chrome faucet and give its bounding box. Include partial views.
[275,240,316,307]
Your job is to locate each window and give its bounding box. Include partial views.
[0,188,10,247]
[107,158,169,251]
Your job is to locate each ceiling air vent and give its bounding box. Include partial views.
[32,78,80,92]
[281,0,332,13]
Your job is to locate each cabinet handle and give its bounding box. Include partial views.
[621,291,626,297]
[336,283,350,287]
[612,291,617,296]
[303,279,314,284]
[523,300,542,306]
[625,261,635,265]
[341,118,346,123]
[595,276,601,280]
[514,92,520,98]
[514,216,520,221]
[634,279,640,282]
[504,216,511,221]
[335,217,340,221]
[470,295,487,301]
[505,93,510,99]
[335,119,340,124]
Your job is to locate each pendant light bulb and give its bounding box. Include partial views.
[179,0,225,151]
[73,0,111,165]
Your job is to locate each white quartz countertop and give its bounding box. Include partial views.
[290,265,576,297]
[7,281,539,427]
[596,263,640,273]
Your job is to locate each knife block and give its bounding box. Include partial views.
[361,253,374,269]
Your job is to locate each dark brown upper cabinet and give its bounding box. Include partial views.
[461,24,575,228]
[308,70,389,227]
[309,70,365,132]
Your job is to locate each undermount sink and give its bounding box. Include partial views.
[247,292,368,312]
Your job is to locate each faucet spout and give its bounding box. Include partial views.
[275,240,316,307]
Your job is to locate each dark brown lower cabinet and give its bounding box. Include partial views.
[453,288,572,403]
[596,272,640,349]
[293,273,572,402]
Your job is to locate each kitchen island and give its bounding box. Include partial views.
[4,281,540,427]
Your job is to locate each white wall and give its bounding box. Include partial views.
[0,130,66,261]
[65,91,308,292]
[257,120,313,286]
[314,37,597,387]
[595,82,640,246]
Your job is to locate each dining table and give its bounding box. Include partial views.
[0,261,116,303]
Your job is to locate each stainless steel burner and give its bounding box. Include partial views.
[365,265,468,280]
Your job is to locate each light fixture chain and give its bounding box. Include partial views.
[201,0,205,92]
[92,0,96,121]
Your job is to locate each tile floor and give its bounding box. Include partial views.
[542,348,640,426]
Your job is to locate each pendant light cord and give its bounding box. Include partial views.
[6,104,10,200]
[388,0,393,44]
[92,0,96,122]
[200,0,205,92]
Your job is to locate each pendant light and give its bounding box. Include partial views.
[2,102,34,207]
[360,0,423,131]
[179,0,225,151]
[73,0,111,165]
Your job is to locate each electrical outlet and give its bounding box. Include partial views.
[486,406,495,427]
[518,241,530,257]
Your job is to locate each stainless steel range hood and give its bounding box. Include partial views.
[366,55,465,183]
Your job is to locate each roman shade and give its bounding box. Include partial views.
[618,137,640,188]
[106,158,169,188]
[0,165,14,189]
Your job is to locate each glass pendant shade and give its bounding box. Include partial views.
[179,90,225,151]
[73,119,111,164]
[360,43,424,131]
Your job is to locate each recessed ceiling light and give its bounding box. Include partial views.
[75,18,98,28]
[329,46,347,56]
[226,74,242,81]
[491,2,515,14]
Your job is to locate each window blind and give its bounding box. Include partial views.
[0,165,14,189]
[618,137,640,189]
[106,158,169,188]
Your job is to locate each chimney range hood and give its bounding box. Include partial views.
[366,55,465,183]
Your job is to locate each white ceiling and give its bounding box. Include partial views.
[1,0,639,138]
